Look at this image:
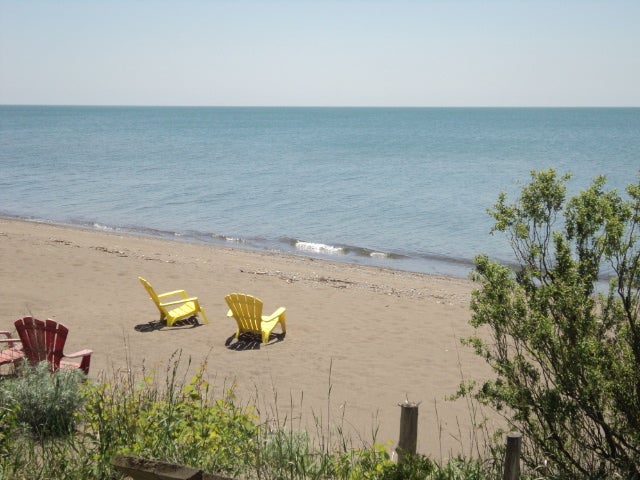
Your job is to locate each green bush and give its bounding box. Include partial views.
[467,169,640,478]
[0,403,18,458]
[82,360,258,477]
[0,362,85,437]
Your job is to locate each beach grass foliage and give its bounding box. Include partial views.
[0,361,85,437]
[0,351,516,480]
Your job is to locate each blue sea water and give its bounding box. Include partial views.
[1,106,639,278]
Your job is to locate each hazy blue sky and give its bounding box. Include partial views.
[1,1,638,106]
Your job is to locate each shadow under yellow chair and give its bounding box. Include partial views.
[225,293,286,344]
[139,277,209,327]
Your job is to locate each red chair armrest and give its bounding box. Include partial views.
[0,337,22,348]
[64,349,93,359]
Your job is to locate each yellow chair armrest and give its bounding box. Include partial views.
[64,349,93,359]
[263,307,286,322]
[157,290,188,299]
[160,297,199,307]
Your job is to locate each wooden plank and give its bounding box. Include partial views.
[112,455,235,480]
[112,454,202,480]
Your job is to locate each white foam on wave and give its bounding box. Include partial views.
[93,223,114,231]
[369,251,388,258]
[296,241,344,254]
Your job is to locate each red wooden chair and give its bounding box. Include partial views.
[12,317,92,374]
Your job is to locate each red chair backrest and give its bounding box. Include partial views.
[14,317,69,371]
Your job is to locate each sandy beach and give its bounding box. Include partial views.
[0,217,498,459]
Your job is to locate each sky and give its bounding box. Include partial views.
[1,1,639,107]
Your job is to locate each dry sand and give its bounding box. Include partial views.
[0,217,499,459]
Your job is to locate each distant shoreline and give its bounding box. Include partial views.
[0,214,477,279]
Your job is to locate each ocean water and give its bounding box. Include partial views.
[1,106,639,278]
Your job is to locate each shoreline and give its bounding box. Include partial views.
[0,213,477,280]
[0,216,499,458]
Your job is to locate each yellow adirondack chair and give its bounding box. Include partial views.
[139,277,208,327]
[225,293,286,344]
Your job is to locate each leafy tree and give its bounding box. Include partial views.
[466,169,640,479]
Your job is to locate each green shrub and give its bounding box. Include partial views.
[82,359,258,477]
[332,442,395,479]
[467,169,640,478]
[0,403,18,458]
[0,362,85,437]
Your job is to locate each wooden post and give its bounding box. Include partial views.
[502,432,522,480]
[396,399,419,464]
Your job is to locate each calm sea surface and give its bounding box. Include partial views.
[1,106,638,277]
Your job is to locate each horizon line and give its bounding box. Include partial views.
[2,103,639,109]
